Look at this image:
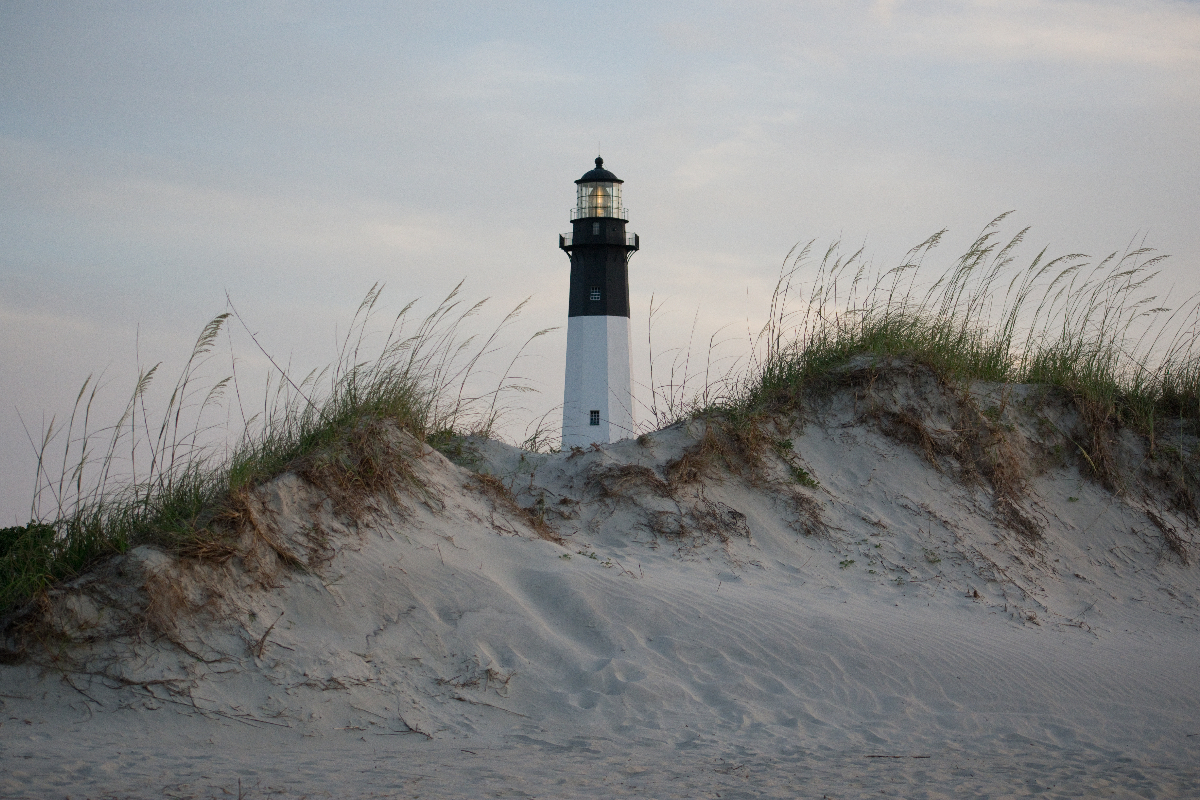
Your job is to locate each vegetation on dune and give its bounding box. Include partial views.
[641,213,1200,519]
[6,212,1200,614]
[650,213,1199,439]
[2,284,548,613]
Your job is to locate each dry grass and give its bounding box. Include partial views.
[859,364,1044,539]
[665,419,771,488]
[471,474,564,545]
[1075,397,1123,493]
[874,407,948,469]
[5,284,548,615]
[294,419,420,521]
[785,490,826,537]
[688,499,752,544]
[641,215,1200,516]
[141,567,205,641]
[594,464,672,499]
[638,496,752,547]
[1146,509,1191,565]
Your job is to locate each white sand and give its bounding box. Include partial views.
[2,364,1198,798]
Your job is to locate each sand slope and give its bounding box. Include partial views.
[2,363,1198,798]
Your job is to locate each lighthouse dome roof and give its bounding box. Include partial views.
[575,156,623,184]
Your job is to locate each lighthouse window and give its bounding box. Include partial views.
[589,287,601,301]
[589,410,600,426]
[592,222,600,235]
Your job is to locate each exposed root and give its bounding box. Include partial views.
[642,494,751,547]
[1144,443,1200,521]
[787,490,827,537]
[665,418,770,488]
[994,496,1042,542]
[1076,397,1122,493]
[227,489,307,575]
[176,534,239,564]
[1146,509,1191,565]
[852,365,1042,540]
[592,439,764,549]
[593,464,672,499]
[141,568,198,638]
[689,498,752,544]
[884,408,954,468]
[471,474,564,545]
[0,592,53,664]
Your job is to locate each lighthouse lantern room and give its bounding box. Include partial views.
[560,157,639,447]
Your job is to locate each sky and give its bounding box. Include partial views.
[2,0,1199,524]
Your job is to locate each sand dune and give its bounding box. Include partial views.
[2,363,1198,798]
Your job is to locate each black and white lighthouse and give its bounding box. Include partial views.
[559,157,639,447]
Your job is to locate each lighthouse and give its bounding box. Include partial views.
[559,157,639,447]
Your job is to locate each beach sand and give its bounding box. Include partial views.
[3,364,1197,798]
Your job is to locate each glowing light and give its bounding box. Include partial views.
[588,185,612,217]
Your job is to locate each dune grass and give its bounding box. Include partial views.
[6,213,1198,614]
[2,284,547,613]
[650,213,1200,441]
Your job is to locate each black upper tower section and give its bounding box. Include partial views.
[559,157,639,318]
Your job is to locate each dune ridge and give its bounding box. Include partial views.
[2,361,1198,798]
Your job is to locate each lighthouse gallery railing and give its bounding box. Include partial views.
[559,233,639,249]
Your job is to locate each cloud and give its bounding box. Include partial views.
[0,136,469,277]
[1,0,1199,522]
[664,1,1200,79]
[896,0,1200,68]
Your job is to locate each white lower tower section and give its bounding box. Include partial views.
[562,315,634,447]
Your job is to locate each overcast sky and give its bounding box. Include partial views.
[2,1,1199,524]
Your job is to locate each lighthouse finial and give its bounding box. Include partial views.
[596,156,603,169]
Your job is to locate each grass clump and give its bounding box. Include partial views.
[4,284,547,613]
[754,214,1199,434]
[645,213,1199,495]
[1,523,65,613]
